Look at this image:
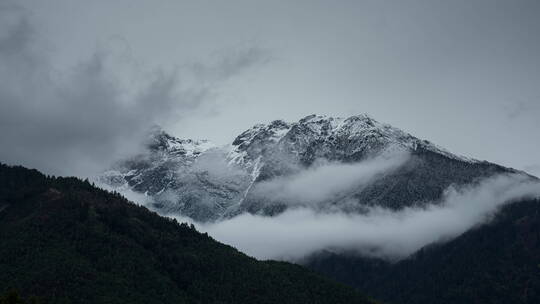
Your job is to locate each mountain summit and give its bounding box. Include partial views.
[100,114,515,222]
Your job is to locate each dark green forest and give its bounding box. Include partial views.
[308,197,540,304]
[0,163,374,304]
[3,161,539,304]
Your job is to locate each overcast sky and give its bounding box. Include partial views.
[3,0,540,176]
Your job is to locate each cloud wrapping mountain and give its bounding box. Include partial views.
[250,151,410,208]
[8,0,532,263]
[0,4,267,176]
[200,173,540,261]
[98,115,538,261]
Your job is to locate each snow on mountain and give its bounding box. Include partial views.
[99,114,512,222]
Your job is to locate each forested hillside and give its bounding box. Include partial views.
[0,164,374,304]
[308,198,540,304]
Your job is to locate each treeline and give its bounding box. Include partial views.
[0,163,373,304]
[0,290,40,304]
[308,197,540,304]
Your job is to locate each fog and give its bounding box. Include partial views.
[250,151,410,208]
[199,173,540,261]
[0,3,267,176]
[102,145,540,262]
[6,1,539,265]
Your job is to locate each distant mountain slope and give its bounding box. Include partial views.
[101,114,516,222]
[100,127,248,222]
[92,114,540,304]
[307,198,540,304]
[0,163,374,304]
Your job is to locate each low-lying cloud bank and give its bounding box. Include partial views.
[103,148,540,262]
[250,151,410,208]
[200,173,540,261]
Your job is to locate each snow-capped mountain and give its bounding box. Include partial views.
[101,127,251,221]
[100,114,514,222]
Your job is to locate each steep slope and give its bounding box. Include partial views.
[101,128,251,222]
[101,114,516,222]
[0,163,374,304]
[307,198,540,304]
[229,114,513,216]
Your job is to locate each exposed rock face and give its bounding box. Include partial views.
[101,128,250,222]
[100,114,515,222]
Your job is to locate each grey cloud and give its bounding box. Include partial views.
[11,0,540,183]
[0,4,268,177]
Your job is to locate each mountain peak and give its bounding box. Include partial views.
[100,113,500,222]
[299,113,373,123]
[299,114,331,123]
[145,125,215,157]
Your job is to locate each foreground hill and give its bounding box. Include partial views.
[307,197,540,304]
[0,163,374,304]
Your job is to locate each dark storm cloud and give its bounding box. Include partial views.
[0,4,269,176]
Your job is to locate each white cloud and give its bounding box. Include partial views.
[200,174,540,261]
[109,148,540,262]
[250,150,410,208]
